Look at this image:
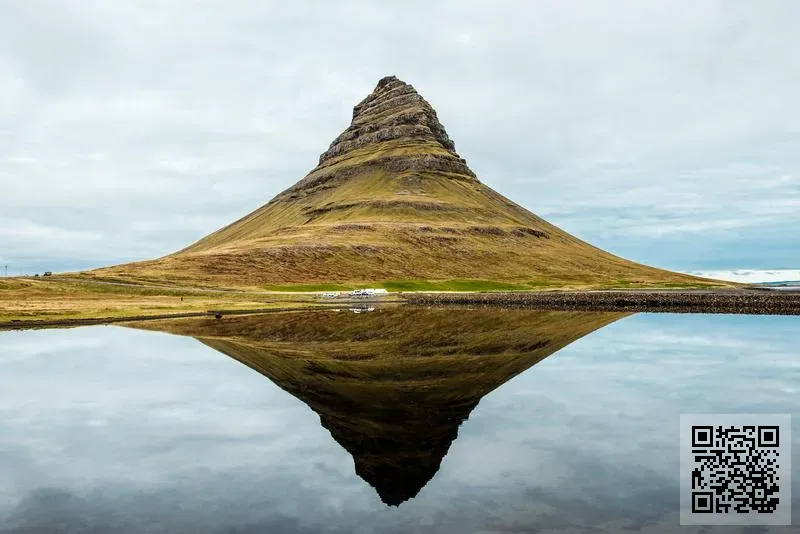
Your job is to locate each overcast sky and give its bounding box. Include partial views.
[1,0,798,276]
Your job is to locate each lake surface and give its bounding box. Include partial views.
[0,307,797,533]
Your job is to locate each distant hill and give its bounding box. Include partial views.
[92,76,723,289]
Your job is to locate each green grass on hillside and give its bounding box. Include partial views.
[0,277,317,324]
[262,279,559,292]
[599,279,732,290]
[382,280,543,292]
[261,277,734,293]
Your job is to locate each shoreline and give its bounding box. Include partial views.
[2,289,799,330]
[404,288,800,315]
[0,298,403,331]
[0,305,339,331]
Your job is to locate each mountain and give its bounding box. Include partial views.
[127,306,628,505]
[94,76,718,289]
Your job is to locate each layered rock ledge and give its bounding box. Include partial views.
[276,76,476,200]
[319,75,459,164]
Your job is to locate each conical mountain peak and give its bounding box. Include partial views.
[317,75,459,166]
[94,77,712,289]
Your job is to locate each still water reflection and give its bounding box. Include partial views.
[0,307,797,533]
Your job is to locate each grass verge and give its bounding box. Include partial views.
[262,279,563,292]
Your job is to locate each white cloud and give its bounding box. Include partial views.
[686,269,800,283]
[0,0,797,272]
[0,218,103,248]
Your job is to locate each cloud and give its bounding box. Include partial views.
[0,1,798,273]
[1,313,798,532]
[686,268,800,283]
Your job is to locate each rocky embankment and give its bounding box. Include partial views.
[406,289,800,315]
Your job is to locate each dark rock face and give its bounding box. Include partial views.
[317,76,460,165]
[281,76,477,198]
[281,77,478,198]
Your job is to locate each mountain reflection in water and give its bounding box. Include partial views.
[128,306,628,506]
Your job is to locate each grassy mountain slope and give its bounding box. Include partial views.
[90,76,725,290]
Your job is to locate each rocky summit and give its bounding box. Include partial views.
[317,75,465,170]
[93,76,715,289]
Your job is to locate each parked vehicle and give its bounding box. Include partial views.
[350,288,388,298]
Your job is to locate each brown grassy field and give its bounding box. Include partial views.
[0,276,319,324]
[0,271,732,325]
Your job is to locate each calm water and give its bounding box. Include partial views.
[0,308,797,533]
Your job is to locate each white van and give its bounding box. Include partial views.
[350,288,388,298]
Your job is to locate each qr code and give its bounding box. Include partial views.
[680,414,791,526]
